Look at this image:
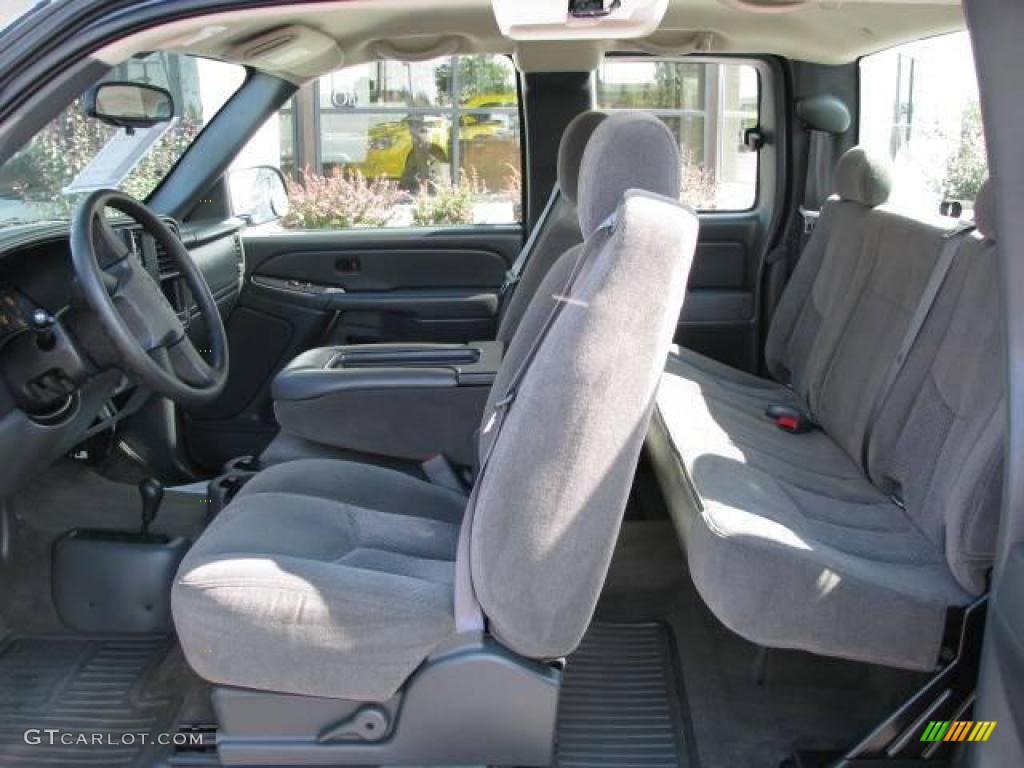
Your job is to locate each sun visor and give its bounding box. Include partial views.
[493,0,668,41]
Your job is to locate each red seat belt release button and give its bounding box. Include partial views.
[766,405,818,434]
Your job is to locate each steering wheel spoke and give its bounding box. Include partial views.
[155,337,217,389]
[110,251,185,350]
[93,214,131,267]
[70,189,229,407]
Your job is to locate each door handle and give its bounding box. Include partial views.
[335,256,361,275]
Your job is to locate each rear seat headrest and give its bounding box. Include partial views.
[558,111,608,206]
[577,111,680,239]
[973,179,996,241]
[834,146,892,207]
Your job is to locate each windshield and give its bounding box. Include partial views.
[0,52,245,229]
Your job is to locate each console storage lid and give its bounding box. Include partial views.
[271,341,503,465]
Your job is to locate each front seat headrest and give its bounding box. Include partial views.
[577,111,680,238]
[557,111,608,206]
[833,146,892,207]
[973,178,996,241]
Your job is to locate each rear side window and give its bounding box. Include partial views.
[859,32,986,222]
[596,58,760,211]
[238,55,522,230]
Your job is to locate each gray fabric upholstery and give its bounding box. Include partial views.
[866,234,1004,595]
[761,145,892,386]
[832,146,892,207]
[809,210,947,460]
[497,110,608,343]
[469,112,694,659]
[175,109,697,699]
[576,112,681,238]
[651,164,1004,670]
[236,458,466,523]
[173,468,461,701]
[497,201,585,343]
[666,436,972,671]
[557,110,608,205]
[472,194,697,659]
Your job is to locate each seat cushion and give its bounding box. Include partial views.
[236,457,467,524]
[173,461,464,701]
[650,393,974,671]
[658,365,870,497]
[666,345,799,416]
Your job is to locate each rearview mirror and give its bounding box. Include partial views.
[84,81,175,130]
[229,166,290,225]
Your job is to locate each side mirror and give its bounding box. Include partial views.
[228,166,290,225]
[84,82,175,130]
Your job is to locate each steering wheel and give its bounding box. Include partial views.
[70,189,229,407]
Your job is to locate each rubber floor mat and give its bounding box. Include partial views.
[556,622,695,767]
[0,634,180,767]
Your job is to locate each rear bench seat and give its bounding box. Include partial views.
[649,149,1004,671]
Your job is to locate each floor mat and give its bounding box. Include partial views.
[556,622,695,768]
[0,634,182,767]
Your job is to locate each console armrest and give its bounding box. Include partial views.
[271,341,503,465]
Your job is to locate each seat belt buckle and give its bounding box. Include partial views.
[765,404,818,434]
[421,454,470,495]
[499,270,520,298]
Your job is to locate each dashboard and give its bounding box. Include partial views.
[0,217,244,498]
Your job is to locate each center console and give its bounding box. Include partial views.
[269,341,503,466]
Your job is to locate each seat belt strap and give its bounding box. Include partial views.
[860,225,975,469]
[792,130,835,263]
[454,216,616,634]
[499,187,560,302]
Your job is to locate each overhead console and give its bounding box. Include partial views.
[492,0,668,40]
[271,341,502,466]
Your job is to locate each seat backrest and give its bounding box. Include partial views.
[767,154,1004,596]
[496,110,608,342]
[867,181,1004,595]
[764,147,893,398]
[469,113,699,659]
[809,208,949,459]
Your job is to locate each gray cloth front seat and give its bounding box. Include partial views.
[172,112,699,702]
[496,109,607,342]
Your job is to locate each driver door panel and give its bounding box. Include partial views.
[180,225,520,468]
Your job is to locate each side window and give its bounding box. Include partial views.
[860,32,987,221]
[595,58,760,211]
[240,55,522,230]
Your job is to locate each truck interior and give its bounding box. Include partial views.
[0,0,1021,767]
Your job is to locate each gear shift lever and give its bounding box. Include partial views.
[139,477,163,536]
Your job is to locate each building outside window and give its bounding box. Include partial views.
[237,55,763,228]
[595,58,760,211]
[239,54,522,230]
[860,31,987,222]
